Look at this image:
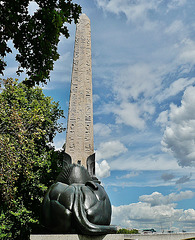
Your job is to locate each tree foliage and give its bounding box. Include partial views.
[0,78,65,239]
[117,228,139,234]
[0,0,81,86]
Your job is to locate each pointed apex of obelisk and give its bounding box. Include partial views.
[79,13,90,21]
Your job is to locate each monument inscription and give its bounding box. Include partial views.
[65,14,94,168]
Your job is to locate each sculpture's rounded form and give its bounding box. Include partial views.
[42,164,117,235]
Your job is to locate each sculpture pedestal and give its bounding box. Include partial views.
[30,233,195,240]
[30,234,124,240]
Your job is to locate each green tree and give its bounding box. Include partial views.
[0,0,81,86]
[117,228,139,234]
[0,78,65,239]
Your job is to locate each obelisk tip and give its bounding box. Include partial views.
[79,13,90,21]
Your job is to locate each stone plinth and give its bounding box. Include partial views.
[30,234,124,240]
[31,233,195,240]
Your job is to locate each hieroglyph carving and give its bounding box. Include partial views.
[65,14,94,167]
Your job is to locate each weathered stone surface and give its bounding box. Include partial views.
[65,14,94,168]
[30,234,124,240]
[124,233,195,240]
[30,233,195,240]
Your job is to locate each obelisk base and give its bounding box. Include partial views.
[30,234,124,240]
[30,233,195,240]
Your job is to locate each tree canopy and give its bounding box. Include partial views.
[0,0,81,86]
[117,228,139,234]
[0,78,65,239]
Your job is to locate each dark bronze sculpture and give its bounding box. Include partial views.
[42,156,117,235]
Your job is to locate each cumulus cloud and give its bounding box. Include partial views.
[179,208,195,222]
[95,160,110,178]
[139,191,194,206]
[112,202,181,230]
[95,140,128,161]
[112,190,195,231]
[161,86,195,167]
[156,110,169,127]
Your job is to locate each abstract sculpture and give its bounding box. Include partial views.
[42,159,116,235]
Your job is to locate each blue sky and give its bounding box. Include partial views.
[3,0,195,233]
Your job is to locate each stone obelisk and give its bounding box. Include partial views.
[65,14,94,172]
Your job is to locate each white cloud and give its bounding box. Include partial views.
[112,190,195,231]
[162,86,195,167]
[165,20,184,35]
[94,1,195,132]
[108,52,193,129]
[116,171,140,179]
[110,153,180,171]
[171,38,195,74]
[98,99,155,129]
[113,102,146,129]
[176,39,195,73]
[114,64,162,101]
[180,208,195,222]
[96,140,127,161]
[157,78,195,103]
[103,38,195,129]
[94,123,111,137]
[167,0,187,10]
[156,110,169,126]
[95,160,110,178]
[139,191,194,206]
[96,0,161,25]
[106,63,160,129]
[112,202,181,230]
